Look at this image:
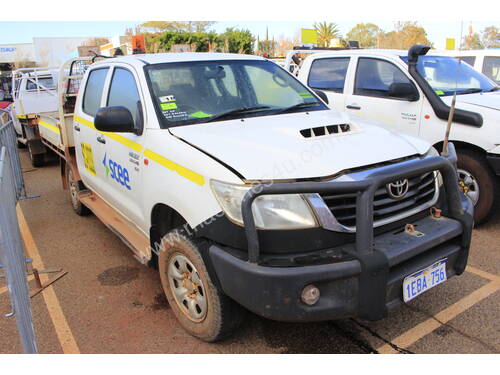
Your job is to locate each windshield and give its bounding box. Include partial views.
[401,55,496,96]
[145,59,326,127]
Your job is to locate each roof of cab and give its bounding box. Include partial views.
[92,52,266,67]
[305,49,409,59]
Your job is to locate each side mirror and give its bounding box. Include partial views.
[388,82,419,101]
[95,106,136,133]
[313,89,329,104]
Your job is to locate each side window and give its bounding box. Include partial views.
[82,68,109,117]
[457,56,476,67]
[26,77,55,91]
[482,56,500,84]
[354,58,413,98]
[308,57,350,92]
[107,68,141,122]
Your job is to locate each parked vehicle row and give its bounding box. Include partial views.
[290,45,500,224]
[9,48,474,342]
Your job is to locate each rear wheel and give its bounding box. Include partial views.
[456,149,497,224]
[27,142,44,167]
[158,229,244,342]
[66,168,91,216]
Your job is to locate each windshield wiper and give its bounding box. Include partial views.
[274,102,321,115]
[488,86,500,92]
[205,106,270,122]
[456,88,483,95]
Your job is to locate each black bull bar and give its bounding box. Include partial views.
[240,143,473,320]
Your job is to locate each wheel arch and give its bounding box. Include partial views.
[149,203,188,268]
[433,140,487,156]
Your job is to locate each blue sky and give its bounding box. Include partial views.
[0,21,497,50]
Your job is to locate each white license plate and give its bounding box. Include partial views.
[403,259,447,302]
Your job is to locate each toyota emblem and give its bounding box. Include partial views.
[386,179,409,199]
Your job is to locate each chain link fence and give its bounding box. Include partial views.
[0,108,37,353]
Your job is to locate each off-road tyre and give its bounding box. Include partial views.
[158,229,244,342]
[456,149,497,225]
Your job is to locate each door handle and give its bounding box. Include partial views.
[74,125,80,132]
[346,104,361,110]
[96,135,106,144]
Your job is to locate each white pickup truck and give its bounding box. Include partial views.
[10,67,61,166]
[295,45,500,224]
[36,52,472,342]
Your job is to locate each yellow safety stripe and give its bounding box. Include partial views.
[39,120,60,134]
[74,115,143,153]
[144,149,205,186]
[73,115,205,186]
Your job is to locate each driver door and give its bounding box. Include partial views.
[345,57,423,137]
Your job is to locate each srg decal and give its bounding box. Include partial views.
[102,153,131,190]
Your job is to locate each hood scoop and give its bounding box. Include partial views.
[300,123,354,139]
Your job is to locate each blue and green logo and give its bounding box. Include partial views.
[102,153,131,190]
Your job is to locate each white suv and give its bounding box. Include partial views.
[297,45,500,223]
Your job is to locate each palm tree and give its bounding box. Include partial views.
[314,22,341,47]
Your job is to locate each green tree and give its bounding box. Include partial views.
[462,33,484,50]
[346,23,382,48]
[219,28,254,54]
[314,22,341,47]
[186,21,216,33]
[379,22,432,49]
[140,21,215,33]
[481,26,500,48]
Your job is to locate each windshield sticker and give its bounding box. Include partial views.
[161,102,178,110]
[190,111,212,119]
[299,92,314,99]
[162,109,189,120]
[159,95,176,102]
[159,95,178,110]
[434,90,445,96]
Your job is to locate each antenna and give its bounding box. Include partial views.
[442,21,464,156]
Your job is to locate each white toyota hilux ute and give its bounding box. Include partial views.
[296,45,500,224]
[46,53,472,342]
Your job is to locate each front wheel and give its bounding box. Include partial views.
[158,230,244,342]
[456,149,497,224]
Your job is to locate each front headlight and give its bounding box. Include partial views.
[210,180,318,230]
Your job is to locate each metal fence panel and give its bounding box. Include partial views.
[0,146,37,353]
[0,109,25,199]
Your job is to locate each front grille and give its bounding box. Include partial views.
[319,172,438,228]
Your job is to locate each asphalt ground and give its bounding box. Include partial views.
[1,149,499,354]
